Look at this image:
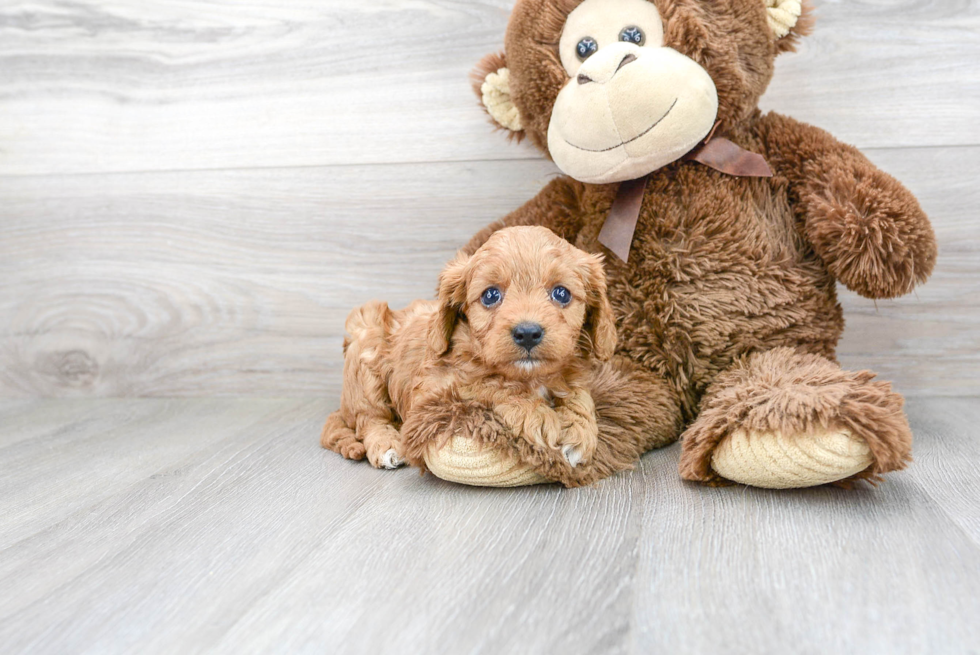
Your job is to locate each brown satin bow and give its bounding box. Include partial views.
[597,125,773,263]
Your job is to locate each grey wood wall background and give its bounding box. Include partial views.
[1,0,978,399]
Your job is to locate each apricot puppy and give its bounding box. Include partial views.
[321,225,617,472]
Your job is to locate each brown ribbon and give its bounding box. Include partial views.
[688,137,773,178]
[597,176,648,264]
[597,132,773,262]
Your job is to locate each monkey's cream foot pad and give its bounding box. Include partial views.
[710,428,874,489]
[423,436,549,487]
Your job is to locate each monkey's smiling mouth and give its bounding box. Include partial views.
[564,98,678,153]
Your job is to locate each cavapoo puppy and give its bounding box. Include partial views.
[321,225,617,472]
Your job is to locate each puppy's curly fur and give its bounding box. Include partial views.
[321,226,617,472]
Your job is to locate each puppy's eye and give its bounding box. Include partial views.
[481,287,502,308]
[551,286,572,306]
[619,26,645,46]
[576,37,598,61]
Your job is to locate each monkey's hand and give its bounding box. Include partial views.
[760,112,936,299]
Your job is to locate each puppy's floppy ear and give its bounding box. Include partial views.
[579,252,617,361]
[428,254,470,355]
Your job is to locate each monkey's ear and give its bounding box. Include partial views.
[471,52,524,136]
[765,0,814,54]
[579,253,617,361]
[428,255,470,355]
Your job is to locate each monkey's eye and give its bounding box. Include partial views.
[481,287,502,308]
[619,26,645,46]
[576,37,598,61]
[551,286,572,306]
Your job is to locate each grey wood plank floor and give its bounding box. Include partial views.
[1,397,978,654]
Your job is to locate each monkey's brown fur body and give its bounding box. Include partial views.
[402,0,937,488]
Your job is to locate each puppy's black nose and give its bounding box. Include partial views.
[512,322,544,350]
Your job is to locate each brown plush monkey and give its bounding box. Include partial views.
[403,0,937,489]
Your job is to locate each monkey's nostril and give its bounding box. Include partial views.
[579,54,636,86]
[616,54,637,74]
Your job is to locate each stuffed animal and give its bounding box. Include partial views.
[404,0,937,489]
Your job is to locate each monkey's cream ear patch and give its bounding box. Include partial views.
[765,0,803,39]
[481,68,524,132]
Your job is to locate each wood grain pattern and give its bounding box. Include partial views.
[0,0,978,398]
[0,397,977,653]
[0,0,977,177]
[2,146,977,397]
[0,159,561,397]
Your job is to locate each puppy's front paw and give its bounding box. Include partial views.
[499,401,562,451]
[364,423,405,469]
[556,412,598,467]
[381,448,406,470]
[528,406,563,450]
[562,444,585,468]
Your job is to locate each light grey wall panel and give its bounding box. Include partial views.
[0,0,977,397]
[0,0,977,177]
[1,148,975,398]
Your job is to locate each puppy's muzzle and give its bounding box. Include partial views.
[512,322,544,351]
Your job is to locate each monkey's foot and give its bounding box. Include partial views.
[679,348,912,489]
[423,436,548,488]
[710,428,873,489]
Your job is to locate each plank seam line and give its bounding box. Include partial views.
[0,143,976,181]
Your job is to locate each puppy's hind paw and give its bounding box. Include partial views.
[340,440,367,461]
[382,449,407,470]
[562,444,585,468]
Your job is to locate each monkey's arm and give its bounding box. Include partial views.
[462,176,585,256]
[758,112,937,299]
